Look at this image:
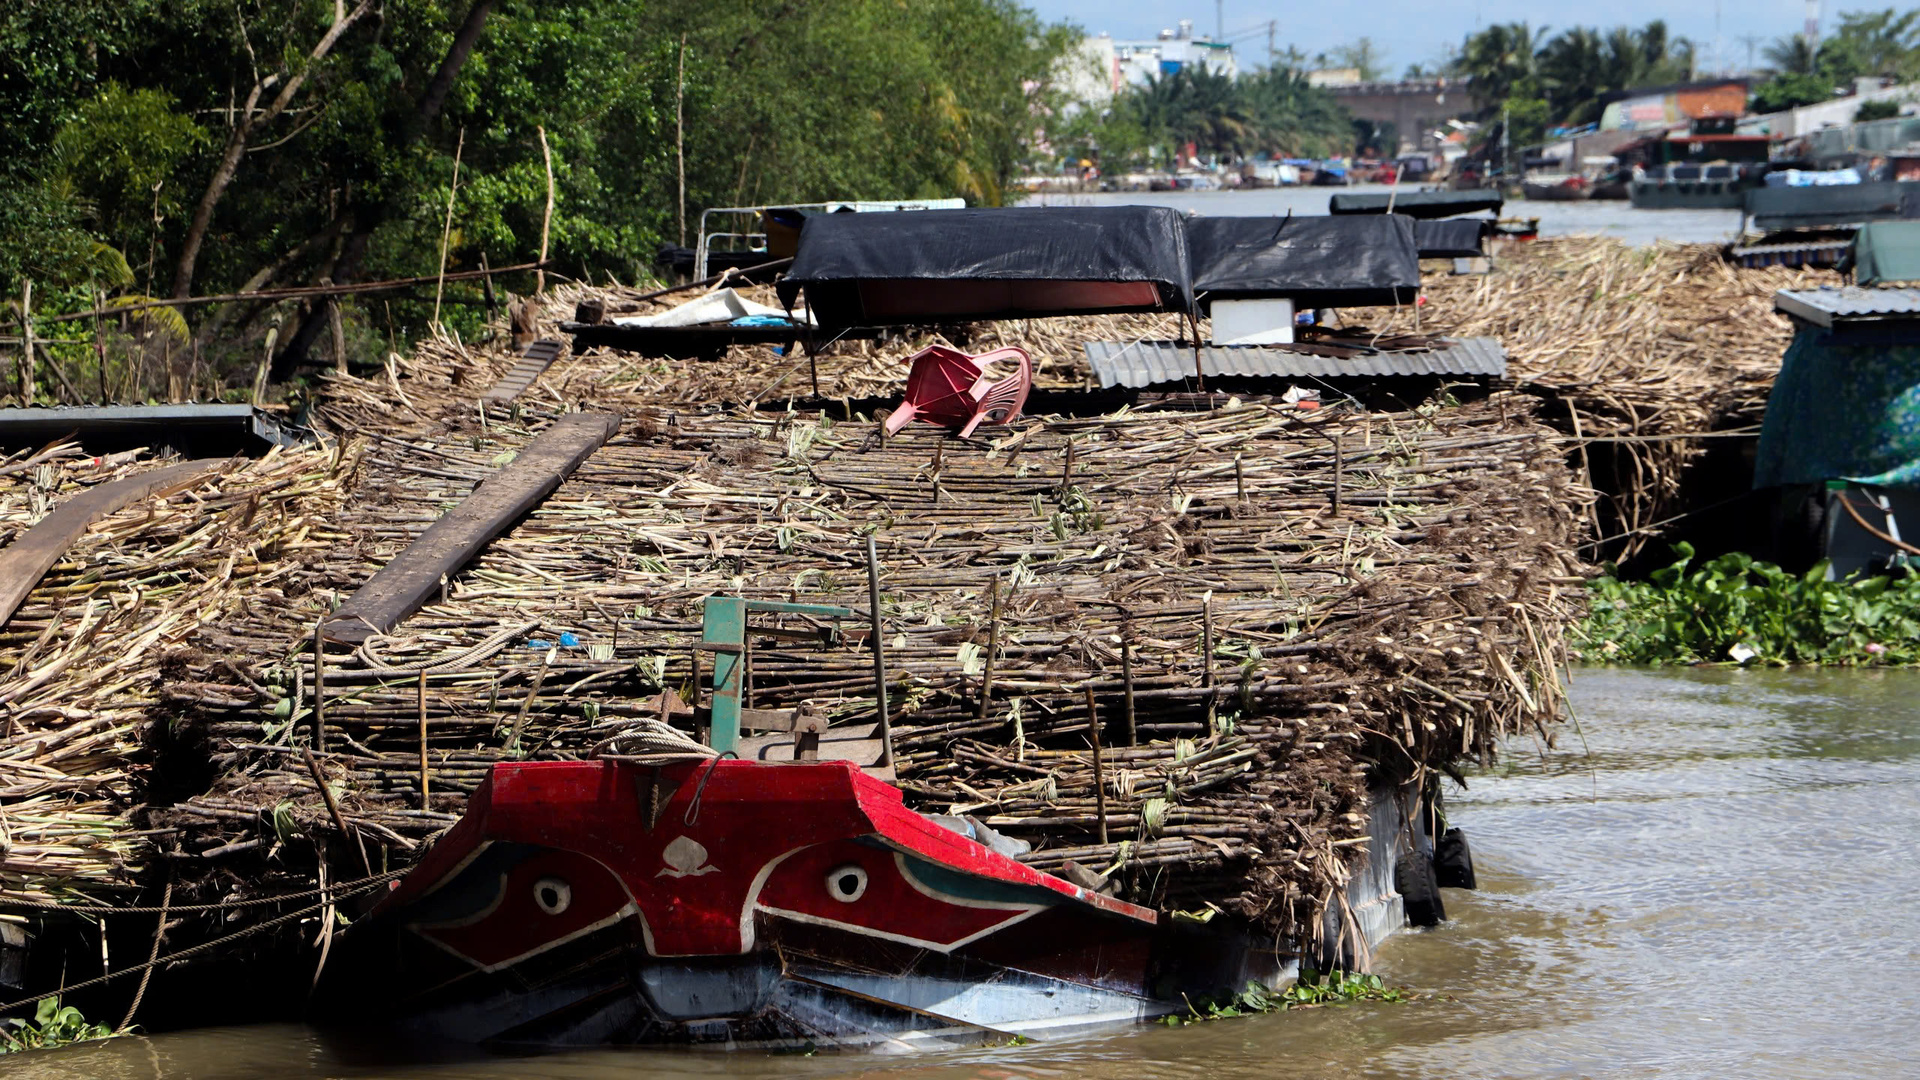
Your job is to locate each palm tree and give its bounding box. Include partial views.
[1764,35,1818,75]
[1457,22,1545,103]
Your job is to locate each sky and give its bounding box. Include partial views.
[1022,1,1834,77]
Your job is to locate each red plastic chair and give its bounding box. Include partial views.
[883,345,1032,439]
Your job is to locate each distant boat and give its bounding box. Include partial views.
[1522,174,1592,201]
[1630,162,1770,209]
[1589,169,1632,200]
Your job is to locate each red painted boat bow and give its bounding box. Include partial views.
[377,759,1153,969]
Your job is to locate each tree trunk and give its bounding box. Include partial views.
[279,0,497,369]
[171,0,375,300]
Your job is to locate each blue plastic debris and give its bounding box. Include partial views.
[558,632,580,647]
[527,639,553,650]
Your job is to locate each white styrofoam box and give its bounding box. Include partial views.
[1211,298,1295,345]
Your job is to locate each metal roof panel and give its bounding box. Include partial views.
[1085,337,1508,388]
[1774,286,1920,326]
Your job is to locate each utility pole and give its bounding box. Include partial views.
[1500,103,1510,190]
[1267,20,1275,70]
[1216,0,1223,41]
[1805,0,1822,52]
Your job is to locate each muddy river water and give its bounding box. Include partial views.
[12,666,1919,1078]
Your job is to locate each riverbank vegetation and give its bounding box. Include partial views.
[1,0,1074,395]
[1451,9,1920,146]
[0,999,113,1054]
[1057,66,1353,168]
[1579,544,1920,666]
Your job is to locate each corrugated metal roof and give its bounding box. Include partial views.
[1774,286,1920,326]
[1084,337,1507,389]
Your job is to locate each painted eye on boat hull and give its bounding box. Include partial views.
[825,864,868,903]
[533,877,572,915]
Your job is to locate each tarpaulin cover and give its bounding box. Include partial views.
[1849,220,1920,286]
[1755,323,1920,490]
[1411,218,1488,259]
[778,205,1193,329]
[1328,190,1504,219]
[1185,215,1419,308]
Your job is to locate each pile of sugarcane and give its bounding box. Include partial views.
[148,351,1588,943]
[1380,237,1836,555]
[0,441,359,902]
[499,237,1830,563]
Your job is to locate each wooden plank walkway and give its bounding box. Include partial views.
[0,459,226,629]
[321,412,622,644]
[482,339,565,405]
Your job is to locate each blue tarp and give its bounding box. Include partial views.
[1755,325,1920,490]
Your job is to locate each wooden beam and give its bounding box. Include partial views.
[482,338,564,405]
[321,412,620,644]
[0,459,226,630]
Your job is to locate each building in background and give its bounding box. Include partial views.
[1598,78,1752,131]
[1075,20,1237,107]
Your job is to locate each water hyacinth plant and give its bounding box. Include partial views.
[0,998,114,1055]
[1579,543,1920,666]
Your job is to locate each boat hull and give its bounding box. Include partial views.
[319,759,1425,1049]
[317,760,1276,1049]
[1629,179,1751,209]
[1522,182,1591,201]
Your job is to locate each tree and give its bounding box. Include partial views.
[1,0,1082,394]
[1330,38,1388,82]
[1456,22,1545,104]
[1465,20,1698,131]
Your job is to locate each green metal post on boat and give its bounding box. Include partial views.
[700,596,857,754]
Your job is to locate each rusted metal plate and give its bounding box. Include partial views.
[0,458,226,629]
[482,339,566,405]
[322,412,621,644]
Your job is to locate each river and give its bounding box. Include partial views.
[1025,183,1745,248]
[13,666,1918,1078]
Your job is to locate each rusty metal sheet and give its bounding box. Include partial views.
[322,412,621,644]
[0,459,226,629]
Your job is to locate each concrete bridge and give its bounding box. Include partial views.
[1326,79,1485,156]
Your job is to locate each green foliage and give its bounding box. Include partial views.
[1281,970,1408,1007]
[1083,65,1350,168]
[1456,20,1694,130]
[0,0,1077,394]
[1160,974,1406,1025]
[1753,72,1844,113]
[0,998,115,1055]
[1856,99,1903,123]
[52,84,209,265]
[1577,543,1920,666]
[1754,8,1920,111]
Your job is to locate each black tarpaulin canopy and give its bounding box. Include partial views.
[777,205,1193,330]
[1329,190,1504,219]
[1411,218,1489,258]
[1185,215,1420,308]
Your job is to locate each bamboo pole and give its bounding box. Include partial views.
[675,34,687,249]
[418,670,430,810]
[1083,683,1108,845]
[536,127,554,297]
[977,579,1001,722]
[432,127,466,327]
[17,280,34,405]
[867,533,893,768]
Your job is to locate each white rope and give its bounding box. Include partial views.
[588,717,716,763]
